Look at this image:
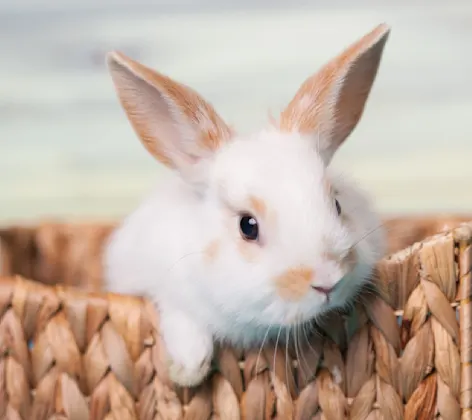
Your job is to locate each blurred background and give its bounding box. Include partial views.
[1,0,472,225]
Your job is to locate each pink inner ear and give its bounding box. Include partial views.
[278,24,390,152]
[107,51,233,170]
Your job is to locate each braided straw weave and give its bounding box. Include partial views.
[0,217,470,419]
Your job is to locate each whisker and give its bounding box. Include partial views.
[350,222,388,251]
[254,316,275,378]
[285,327,291,394]
[293,325,303,384]
[273,325,283,381]
[302,320,323,364]
[165,250,205,274]
[295,323,314,386]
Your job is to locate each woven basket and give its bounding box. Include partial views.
[0,215,470,419]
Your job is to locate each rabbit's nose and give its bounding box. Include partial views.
[311,285,335,302]
[311,285,334,295]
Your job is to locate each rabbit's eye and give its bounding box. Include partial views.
[239,214,259,241]
[335,199,341,216]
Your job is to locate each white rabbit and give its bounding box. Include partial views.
[103,23,390,387]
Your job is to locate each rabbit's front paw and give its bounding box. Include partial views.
[161,308,214,387]
[167,350,212,387]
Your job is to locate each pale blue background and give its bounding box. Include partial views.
[1,0,472,223]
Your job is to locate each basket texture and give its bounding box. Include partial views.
[0,216,470,419]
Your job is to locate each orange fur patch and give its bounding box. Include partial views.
[323,251,339,262]
[249,195,267,217]
[275,267,314,301]
[204,239,220,264]
[324,178,333,195]
[237,240,258,263]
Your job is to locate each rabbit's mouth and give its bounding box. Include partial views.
[311,283,339,304]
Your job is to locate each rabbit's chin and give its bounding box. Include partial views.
[211,262,374,349]
[213,311,327,350]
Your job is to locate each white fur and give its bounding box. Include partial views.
[104,23,390,386]
[103,128,386,385]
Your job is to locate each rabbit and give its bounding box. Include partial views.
[103,23,391,387]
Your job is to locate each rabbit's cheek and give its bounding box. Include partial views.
[203,239,220,264]
[328,262,374,308]
[341,248,358,273]
[237,238,259,263]
[322,248,358,281]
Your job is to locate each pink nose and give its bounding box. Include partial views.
[311,285,334,296]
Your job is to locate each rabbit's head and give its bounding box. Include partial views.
[107,24,390,339]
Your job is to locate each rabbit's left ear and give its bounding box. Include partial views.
[107,51,233,180]
[279,24,390,164]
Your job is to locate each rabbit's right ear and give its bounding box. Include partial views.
[279,24,390,165]
[107,52,233,179]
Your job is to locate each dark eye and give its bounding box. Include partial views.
[239,213,259,241]
[335,199,341,216]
